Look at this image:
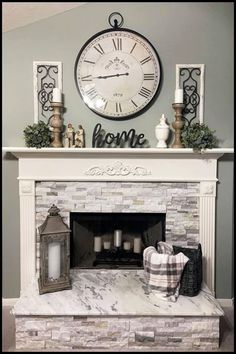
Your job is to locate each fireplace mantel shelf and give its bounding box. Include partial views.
[2,147,234,159]
[3,146,233,184]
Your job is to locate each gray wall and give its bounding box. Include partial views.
[2,2,234,298]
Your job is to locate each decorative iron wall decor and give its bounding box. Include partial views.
[176,64,205,126]
[33,61,62,123]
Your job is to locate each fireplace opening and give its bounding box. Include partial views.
[70,212,166,269]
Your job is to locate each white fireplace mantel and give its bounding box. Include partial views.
[3,147,234,296]
[2,147,233,182]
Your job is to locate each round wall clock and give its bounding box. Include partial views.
[74,13,162,120]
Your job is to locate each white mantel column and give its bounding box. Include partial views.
[199,181,217,296]
[19,180,36,293]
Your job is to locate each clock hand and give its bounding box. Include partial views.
[95,73,129,79]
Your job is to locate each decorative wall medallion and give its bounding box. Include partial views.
[85,162,151,176]
[176,64,205,125]
[33,61,62,123]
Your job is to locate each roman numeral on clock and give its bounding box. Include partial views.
[94,44,105,55]
[130,42,137,54]
[139,87,152,99]
[86,87,97,99]
[84,60,95,64]
[144,73,155,80]
[140,56,151,65]
[116,102,122,113]
[131,99,138,107]
[81,75,92,81]
[112,38,122,50]
[103,100,108,110]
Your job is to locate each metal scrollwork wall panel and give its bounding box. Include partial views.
[33,61,62,123]
[176,64,205,125]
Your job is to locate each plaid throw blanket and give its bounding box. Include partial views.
[143,242,189,302]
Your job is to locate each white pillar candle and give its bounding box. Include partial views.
[114,230,122,247]
[103,241,111,250]
[94,236,102,252]
[123,241,131,250]
[133,237,141,253]
[52,88,62,103]
[48,242,61,279]
[174,89,183,103]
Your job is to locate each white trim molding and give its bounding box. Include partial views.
[217,298,234,307]
[199,181,216,295]
[19,180,36,292]
[3,298,19,307]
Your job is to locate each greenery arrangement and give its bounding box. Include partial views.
[23,120,51,148]
[181,122,218,151]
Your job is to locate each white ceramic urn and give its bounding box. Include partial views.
[155,114,170,148]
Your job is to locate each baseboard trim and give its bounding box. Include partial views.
[217,298,233,307]
[2,298,19,307]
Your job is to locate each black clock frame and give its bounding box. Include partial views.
[74,27,163,121]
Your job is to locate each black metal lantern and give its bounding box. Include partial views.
[38,204,71,295]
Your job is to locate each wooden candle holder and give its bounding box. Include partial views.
[50,102,63,148]
[171,103,185,148]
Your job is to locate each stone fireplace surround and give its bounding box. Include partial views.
[35,181,199,273]
[3,147,233,351]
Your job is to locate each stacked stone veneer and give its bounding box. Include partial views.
[35,181,199,273]
[15,315,219,351]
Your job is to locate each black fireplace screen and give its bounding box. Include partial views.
[70,212,166,269]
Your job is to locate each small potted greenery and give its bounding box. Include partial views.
[23,120,51,148]
[181,122,218,151]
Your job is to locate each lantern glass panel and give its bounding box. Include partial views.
[60,240,66,277]
[48,241,61,280]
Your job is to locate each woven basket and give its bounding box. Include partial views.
[173,244,202,296]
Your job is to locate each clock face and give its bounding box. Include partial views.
[74,29,162,119]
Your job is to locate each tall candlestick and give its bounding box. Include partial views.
[174,89,183,103]
[50,102,63,148]
[133,237,141,253]
[114,230,122,247]
[52,88,62,103]
[171,103,185,148]
[94,236,102,252]
[48,242,61,279]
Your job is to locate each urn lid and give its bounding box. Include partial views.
[156,114,169,128]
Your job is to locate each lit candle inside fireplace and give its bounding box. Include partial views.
[114,230,122,247]
[48,242,61,279]
[133,237,141,253]
[123,241,131,250]
[103,241,111,249]
[94,236,102,252]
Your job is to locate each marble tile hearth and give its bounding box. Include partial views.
[13,269,224,351]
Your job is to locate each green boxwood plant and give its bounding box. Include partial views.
[181,122,218,151]
[23,120,51,148]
